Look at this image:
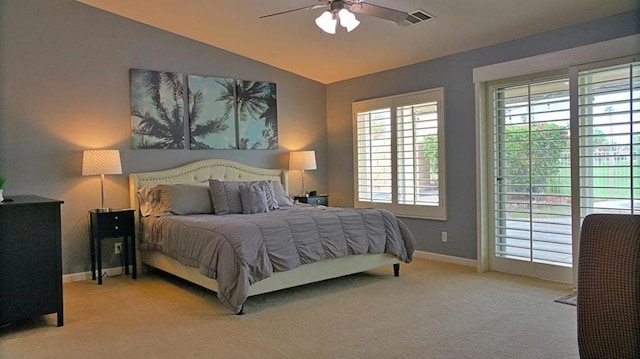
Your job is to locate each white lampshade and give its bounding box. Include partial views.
[290,150,317,196]
[82,150,122,176]
[290,150,317,171]
[338,9,360,32]
[315,11,337,34]
[82,149,122,210]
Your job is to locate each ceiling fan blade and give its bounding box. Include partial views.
[260,3,328,19]
[346,2,409,23]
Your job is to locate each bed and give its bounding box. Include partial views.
[129,159,415,314]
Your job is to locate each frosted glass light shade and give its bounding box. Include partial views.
[338,9,360,32]
[315,11,337,34]
[290,150,317,170]
[82,150,122,176]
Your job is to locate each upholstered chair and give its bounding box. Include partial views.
[577,213,640,359]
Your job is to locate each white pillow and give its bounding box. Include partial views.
[272,181,294,207]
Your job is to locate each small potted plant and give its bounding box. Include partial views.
[0,176,5,202]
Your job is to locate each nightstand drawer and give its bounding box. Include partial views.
[91,211,134,238]
[294,195,328,206]
[306,197,326,205]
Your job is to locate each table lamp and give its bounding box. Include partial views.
[82,149,122,211]
[289,150,317,196]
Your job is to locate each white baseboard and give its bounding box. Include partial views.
[63,266,133,283]
[413,250,477,267]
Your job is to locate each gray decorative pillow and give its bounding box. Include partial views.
[209,179,279,214]
[209,180,244,215]
[137,184,213,217]
[239,184,270,214]
[257,180,279,210]
[272,180,294,207]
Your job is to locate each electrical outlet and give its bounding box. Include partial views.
[441,232,448,242]
[114,243,122,254]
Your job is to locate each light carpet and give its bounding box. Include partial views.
[0,258,578,358]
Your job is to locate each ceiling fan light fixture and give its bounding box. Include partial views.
[338,8,360,32]
[315,11,337,34]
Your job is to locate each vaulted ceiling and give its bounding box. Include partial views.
[77,0,639,84]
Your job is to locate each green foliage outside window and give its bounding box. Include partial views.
[422,134,438,169]
[503,123,569,194]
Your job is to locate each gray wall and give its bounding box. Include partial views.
[326,10,640,260]
[0,0,327,274]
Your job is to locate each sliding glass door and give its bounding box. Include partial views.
[488,59,638,282]
[491,76,573,281]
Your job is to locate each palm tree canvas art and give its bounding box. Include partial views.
[188,75,237,149]
[130,68,278,150]
[130,69,185,149]
[236,80,278,150]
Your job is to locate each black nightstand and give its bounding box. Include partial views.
[294,195,329,206]
[89,209,136,285]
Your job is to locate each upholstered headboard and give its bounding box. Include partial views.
[129,159,289,213]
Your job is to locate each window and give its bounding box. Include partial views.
[353,88,446,219]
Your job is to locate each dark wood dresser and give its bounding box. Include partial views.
[0,195,64,326]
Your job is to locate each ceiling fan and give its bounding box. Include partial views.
[260,0,412,34]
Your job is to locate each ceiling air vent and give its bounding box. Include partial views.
[399,9,434,27]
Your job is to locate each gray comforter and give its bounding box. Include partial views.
[141,205,416,313]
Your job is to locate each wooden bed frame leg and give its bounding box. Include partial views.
[393,263,400,277]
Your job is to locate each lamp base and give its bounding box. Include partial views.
[93,208,113,213]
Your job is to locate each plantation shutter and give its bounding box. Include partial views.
[396,101,440,206]
[356,108,393,203]
[492,77,573,266]
[578,61,639,216]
